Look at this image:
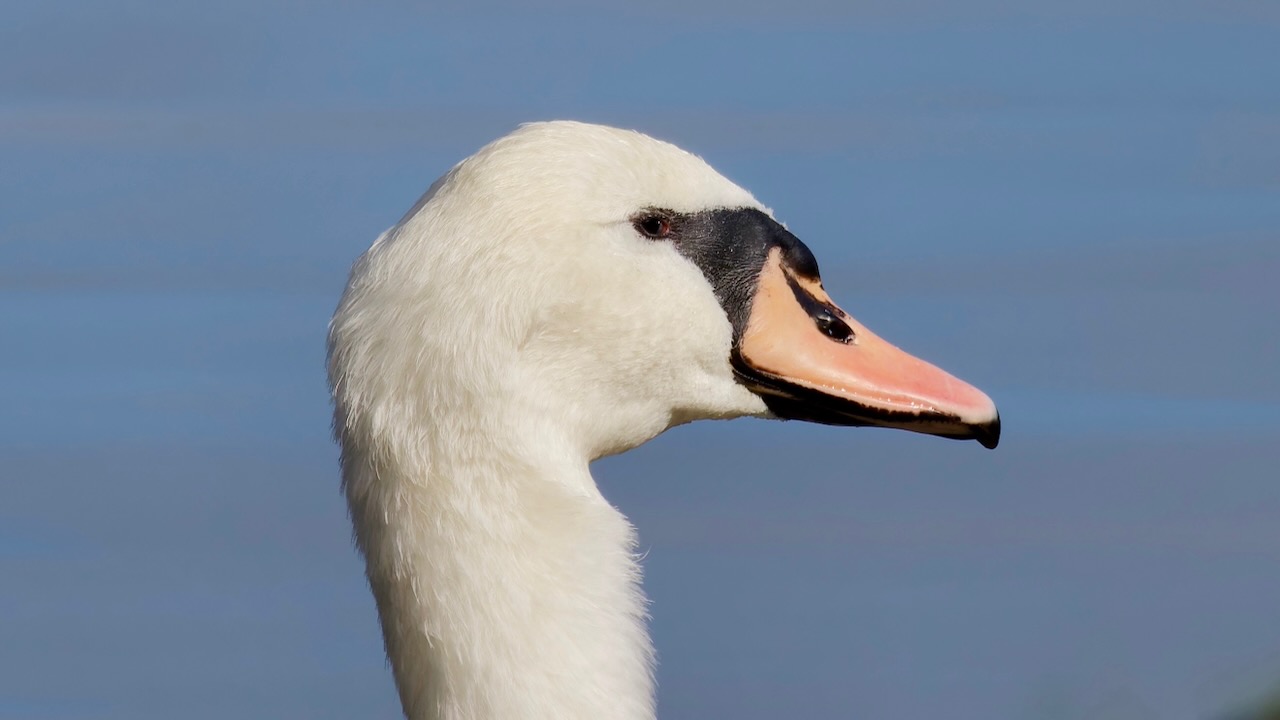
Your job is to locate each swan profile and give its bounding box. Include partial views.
[327,121,999,720]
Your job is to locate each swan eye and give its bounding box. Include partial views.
[814,308,855,344]
[633,213,673,240]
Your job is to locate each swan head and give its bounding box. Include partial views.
[329,121,999,463]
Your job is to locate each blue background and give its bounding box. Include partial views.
[3,1,1278,718]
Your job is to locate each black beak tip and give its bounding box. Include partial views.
[975,413,1001,450]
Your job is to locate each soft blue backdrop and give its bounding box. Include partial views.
[3,1,1278,718]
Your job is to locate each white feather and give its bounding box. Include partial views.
[329,121,774,720]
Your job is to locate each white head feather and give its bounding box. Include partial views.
[328,121,775,720]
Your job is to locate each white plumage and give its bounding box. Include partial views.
[328,121,998,720]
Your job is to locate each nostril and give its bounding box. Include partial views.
[814,309,855,344]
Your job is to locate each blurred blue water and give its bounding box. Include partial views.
[3,2,1279,718]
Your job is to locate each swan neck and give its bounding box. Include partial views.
[344,420,654,720]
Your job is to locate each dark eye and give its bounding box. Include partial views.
[633,213,672,240]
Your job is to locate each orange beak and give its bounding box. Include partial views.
[733,249,1001,448]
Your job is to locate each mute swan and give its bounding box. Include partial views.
[328,121,999,720]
